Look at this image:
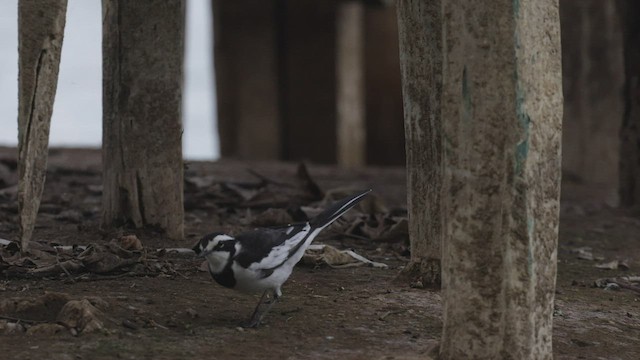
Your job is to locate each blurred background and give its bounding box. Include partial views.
[0,0,633,206]
[0,0,218,159]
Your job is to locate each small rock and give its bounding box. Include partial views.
[571,338,595,347]
[122,319,139,330]
[604,283,620,291]
[0,320,25,334]
[325,336,334,340]
[185,308,198,319]
[570,246,594,261]
[593,278,610,288]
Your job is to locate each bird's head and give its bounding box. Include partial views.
[193,232,236,257]
[193,232,237,273]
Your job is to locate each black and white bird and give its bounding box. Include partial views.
[193,189,371,328]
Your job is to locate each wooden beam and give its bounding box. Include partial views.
[212,0,281,160]
[17,0,67,252]
[619,0,640,206]
[364,5,405,166]
[281,0,338,164]
[336,1,365,168]
[560,0,623,206]
[102,0,185,240]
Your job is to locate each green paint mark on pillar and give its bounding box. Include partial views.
[462,66,472,123]
[514,82,530,175]
[527,217,535,276]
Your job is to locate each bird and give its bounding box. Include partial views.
[193,189,371,328]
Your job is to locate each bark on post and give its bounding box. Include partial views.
[17,0,67,252]
[102,0,185,240]
[395,0,443,287]
[439,0,563,358]
[619,1,640,206]
[336,1,365,168]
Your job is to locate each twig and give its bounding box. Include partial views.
[0,315,48,324]
[147,319,168,330]
[613,281,640,294]
[56,251,76,283]
[339,232,370,242]
[246,168,292,187]
[75,272,159,282]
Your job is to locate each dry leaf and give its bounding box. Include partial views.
[26,323,66,336]
[302,244,387,268]
[595,260,619,270]
[116,235,144,251]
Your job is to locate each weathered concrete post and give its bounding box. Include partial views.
[440,0,563,358]
[395,0,443,287]
[102,0,185,240]
[17,0,67,252]
[397,0,563,358]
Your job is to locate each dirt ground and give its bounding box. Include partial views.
[0,147,639,360]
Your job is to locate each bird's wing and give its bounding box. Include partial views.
[233,223,309,270]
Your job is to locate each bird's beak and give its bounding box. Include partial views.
[198,249,213,258]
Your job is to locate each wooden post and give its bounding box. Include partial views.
[619,1,640,206]
[396,0,443,287]
[102,0,185,240]
[212,0,281,160]
[281,0,338,163]
[336,1,365,168]
[439,0,563,358]
[560,0,624,206]
[364,4,405,166]
[17,0,67,252]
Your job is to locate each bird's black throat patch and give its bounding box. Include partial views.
[212,266,236,289]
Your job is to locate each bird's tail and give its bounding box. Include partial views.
[309,189,371,229]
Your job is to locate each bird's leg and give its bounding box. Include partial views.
[243,289,269,327]
[241,289,280,328]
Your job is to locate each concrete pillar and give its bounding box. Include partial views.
[440,0,563,358]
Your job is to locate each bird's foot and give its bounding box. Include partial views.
[239,317,261,328]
